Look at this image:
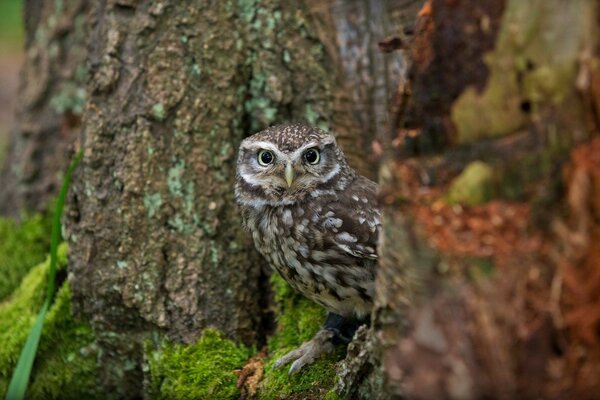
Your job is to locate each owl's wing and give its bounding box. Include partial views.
[318,176,380,262]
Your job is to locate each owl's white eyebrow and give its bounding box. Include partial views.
[291,142,320,159]
[244,141,287,158]
[246,141,279,152]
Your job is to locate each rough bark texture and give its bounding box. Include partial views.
[310,0,424,179]
[0,0,88,216]
[333,0,423,136]
[63,0,395,396]
[352,0,600,398]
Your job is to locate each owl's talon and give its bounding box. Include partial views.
[273,329,335,374]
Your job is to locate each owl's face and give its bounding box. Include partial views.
[235,124,352,207]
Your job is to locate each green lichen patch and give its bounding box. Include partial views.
[152,102,166,121]
[143,193,163,218]
[0,213,52,301]
[447,161,494,206]
[258,275,342,399]
[147,329,253,399]
[50,82,87,115]
[0,244,99,399]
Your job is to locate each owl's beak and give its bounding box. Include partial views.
[284,163,295,187]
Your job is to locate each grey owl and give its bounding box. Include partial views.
[235,123,380,373]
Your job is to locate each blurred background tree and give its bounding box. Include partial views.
[0,0,24,169]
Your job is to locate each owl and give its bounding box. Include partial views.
[235,123,380,373]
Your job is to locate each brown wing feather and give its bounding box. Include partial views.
[319,175,380,263]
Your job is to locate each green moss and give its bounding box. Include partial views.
[323,389,344,400]
[144,272,341,399]
[0,213,52,301]
[0,244,99,399]
[258,275,341,399]
[147,329,253,399]
[447,161,494,206]
[451,0,597,143]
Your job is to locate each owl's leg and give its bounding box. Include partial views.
[323,312,362,344]
[273,312,362,374]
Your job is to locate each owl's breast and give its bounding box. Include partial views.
[243,203,374,318]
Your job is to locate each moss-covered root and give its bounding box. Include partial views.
[0,213,52,301]
[144,276,345,399]
[0,244,99,399]
[258,275,343,399]
[146,329,253,399]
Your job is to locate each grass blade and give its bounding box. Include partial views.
[46,150,82,304]
[4,302,49,400]
[5,151,83,400]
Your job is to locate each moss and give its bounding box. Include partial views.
[447,161,494,206]
[138,275,341,398]
[0,244,99,399]
[258,275,342,399]
[451,0,597,143]
[323,389,344,400]
[147,329,253,399]
[0,213,52,301]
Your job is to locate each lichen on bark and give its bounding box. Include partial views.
[66,0,355,396]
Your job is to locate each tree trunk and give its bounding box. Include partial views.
[0,0,417,216]
[343,0,600,398]
[0,0,88,216]
[63,0,407,396]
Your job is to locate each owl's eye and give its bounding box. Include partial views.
[258,150,275,166]
[304,148,320,165]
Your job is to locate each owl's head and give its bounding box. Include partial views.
[235,124,354,207]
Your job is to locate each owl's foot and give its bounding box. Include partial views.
[273,312,363,374]
[273,329,335,374]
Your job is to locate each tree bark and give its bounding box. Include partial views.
[0,0,88,216]
[0,0,417,215]
[63,0,406,396]
[352,0,600,398]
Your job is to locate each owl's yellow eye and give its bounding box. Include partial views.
[304,148,320,165]
[258,150,275,166]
